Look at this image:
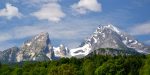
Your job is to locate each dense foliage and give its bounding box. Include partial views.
[0,54,150,75]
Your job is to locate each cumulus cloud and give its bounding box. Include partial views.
[31,2,65,22]
[71,0,102,14]
[11,0,65,22]
[129,22,150,35]
[0,3,22,19]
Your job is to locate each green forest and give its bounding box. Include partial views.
[0,54,150,75]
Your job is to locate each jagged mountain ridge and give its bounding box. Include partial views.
[70,24,149,57]
[0,32,69,63]
[16,32,52,62]
[0,24,149,62]
[0,47,19,63]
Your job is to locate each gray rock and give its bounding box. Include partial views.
[0,47,19,63]
[71,24,149,57]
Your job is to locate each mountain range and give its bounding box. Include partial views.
[0,24,149,63]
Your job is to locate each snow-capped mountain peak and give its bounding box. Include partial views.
[34,32,49,40]
[70,24,150,57]
[22,32,50,47]
[94,24,121,37]
[104,24,120,33]
[53,44,69,57]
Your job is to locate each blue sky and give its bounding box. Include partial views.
[0,0,150,50]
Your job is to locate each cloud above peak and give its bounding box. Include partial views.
[129,21,150,36]
[31,2,65,22]
[71,0,102,14]
[0,3,22,19]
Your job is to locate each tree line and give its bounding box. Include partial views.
[0,54,150,75]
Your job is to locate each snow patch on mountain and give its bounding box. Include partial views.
[69,24,150,57]
[104,24,120,34]
[70,43,92,56]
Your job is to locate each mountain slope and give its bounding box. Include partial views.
[0,24,149,63]
[16,32,52,62]
[70,24,149,57]
[0,47,19,63]
[0,32,69,63]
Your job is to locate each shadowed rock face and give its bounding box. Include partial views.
[88,48,140,57]
[0,47,19,63]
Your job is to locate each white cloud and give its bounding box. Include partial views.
[0,3,22,19]
[129,22,150,35]
[71,0,102,14]
[31,2,65,22]
[0,19,98,49]
[0,24,90,42]
[0,33,12,42]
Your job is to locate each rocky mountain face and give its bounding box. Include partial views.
[0,32,69,63]
[53,44,69,58]
[0,47,19,63]
[88,48,140,57]
[0,24,149,63]
[70,25,149,57]
[16,32,52,62]
[119,32,149,53]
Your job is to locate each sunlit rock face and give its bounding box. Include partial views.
[16,32,51,62]
[15,32,69,62]
[70,25,149,57]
